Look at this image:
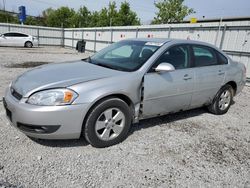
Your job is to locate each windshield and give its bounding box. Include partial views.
[86,40,162,72]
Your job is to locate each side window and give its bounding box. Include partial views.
[3,33,14,37]
[149,45,190,72]
[139,46,156,58]
[104,45,133,59]
[12,33,28,37]
[18,33,28,37]
[216,51,228,64]
[193,46,218,67]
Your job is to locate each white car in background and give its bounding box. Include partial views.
[0,32,38,48]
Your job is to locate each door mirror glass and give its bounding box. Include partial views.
[155,63,175,72]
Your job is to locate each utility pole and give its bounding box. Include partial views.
[109,4,112,27]
[3,0,5,11]
[215,16,223,46]
[109,4,112,44]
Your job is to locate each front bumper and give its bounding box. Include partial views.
[235,77,246,96]
[3,88,90,139]
[32,40,39,47]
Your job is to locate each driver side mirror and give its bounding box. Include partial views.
[155,63,175,73]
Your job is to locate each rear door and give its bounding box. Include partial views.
[142,44,195,118]
[12,33,28,46]
[190,45,227,108]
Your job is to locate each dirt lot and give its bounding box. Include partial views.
[0,47,249,188]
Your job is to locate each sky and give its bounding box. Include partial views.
[1,0,250,24]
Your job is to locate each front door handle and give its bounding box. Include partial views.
[183,74,192,80]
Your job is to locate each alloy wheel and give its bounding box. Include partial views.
[95,108,125,141]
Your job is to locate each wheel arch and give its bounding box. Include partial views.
[24,41,33,47]
[81,93,135,136]
[225,81,237,96]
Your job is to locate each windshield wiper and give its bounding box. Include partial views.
[88,57,92,63]
[95,63,117,70]
[83,58,126,71]
[81,56,92,63]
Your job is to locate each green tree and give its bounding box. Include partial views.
[72,6,91,27]
[152,0,195,24]
[117,2,140,26]
[88,11,100,27]
[0,2,141,28]
[46,7,76,27]
[0,11,18,24]
[98,7,110,27]
[107,1,119,26]
[41,8,54,26]
[25,16,45,26]
[95,2,118,27]
[94,1,140,27]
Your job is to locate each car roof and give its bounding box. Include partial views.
[125,38,227,55]
[125,38,217,48]
[128,38,171,43]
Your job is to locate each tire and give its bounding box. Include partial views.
[84,98,132,148]
[25,41,33,48]
[208,84,233,115]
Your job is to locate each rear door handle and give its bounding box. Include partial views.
[218,70,225,75]
[183,74,192,80]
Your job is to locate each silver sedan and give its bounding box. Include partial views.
[3,39,246,147]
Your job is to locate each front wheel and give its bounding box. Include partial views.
[84,98,132,148]
[208,84,233,115]
[25,41,33,48]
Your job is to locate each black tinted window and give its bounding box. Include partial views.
[216,51,228,64]
[193,45,218,67]
[4,33,28,37]
[3,33,14,37]
[13,33,28,37]
[150,45,189,72]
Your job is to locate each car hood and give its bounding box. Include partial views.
[11,61,123,97]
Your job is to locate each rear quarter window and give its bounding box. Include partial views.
[215,51,228,64]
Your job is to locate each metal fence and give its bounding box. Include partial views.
[0,21,250,79]
[64,21,250,79]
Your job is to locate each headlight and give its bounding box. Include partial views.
[27,89,78,106]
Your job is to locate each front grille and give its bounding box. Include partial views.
[11,88,22,100]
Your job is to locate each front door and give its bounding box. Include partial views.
[142,44,195,118]
[0,33,13,46]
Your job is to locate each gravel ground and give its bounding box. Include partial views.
[0,47,249,188]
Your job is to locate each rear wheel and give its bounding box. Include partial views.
[25,41,33,48]
[84,98,132,148]
[208,84,233,115]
